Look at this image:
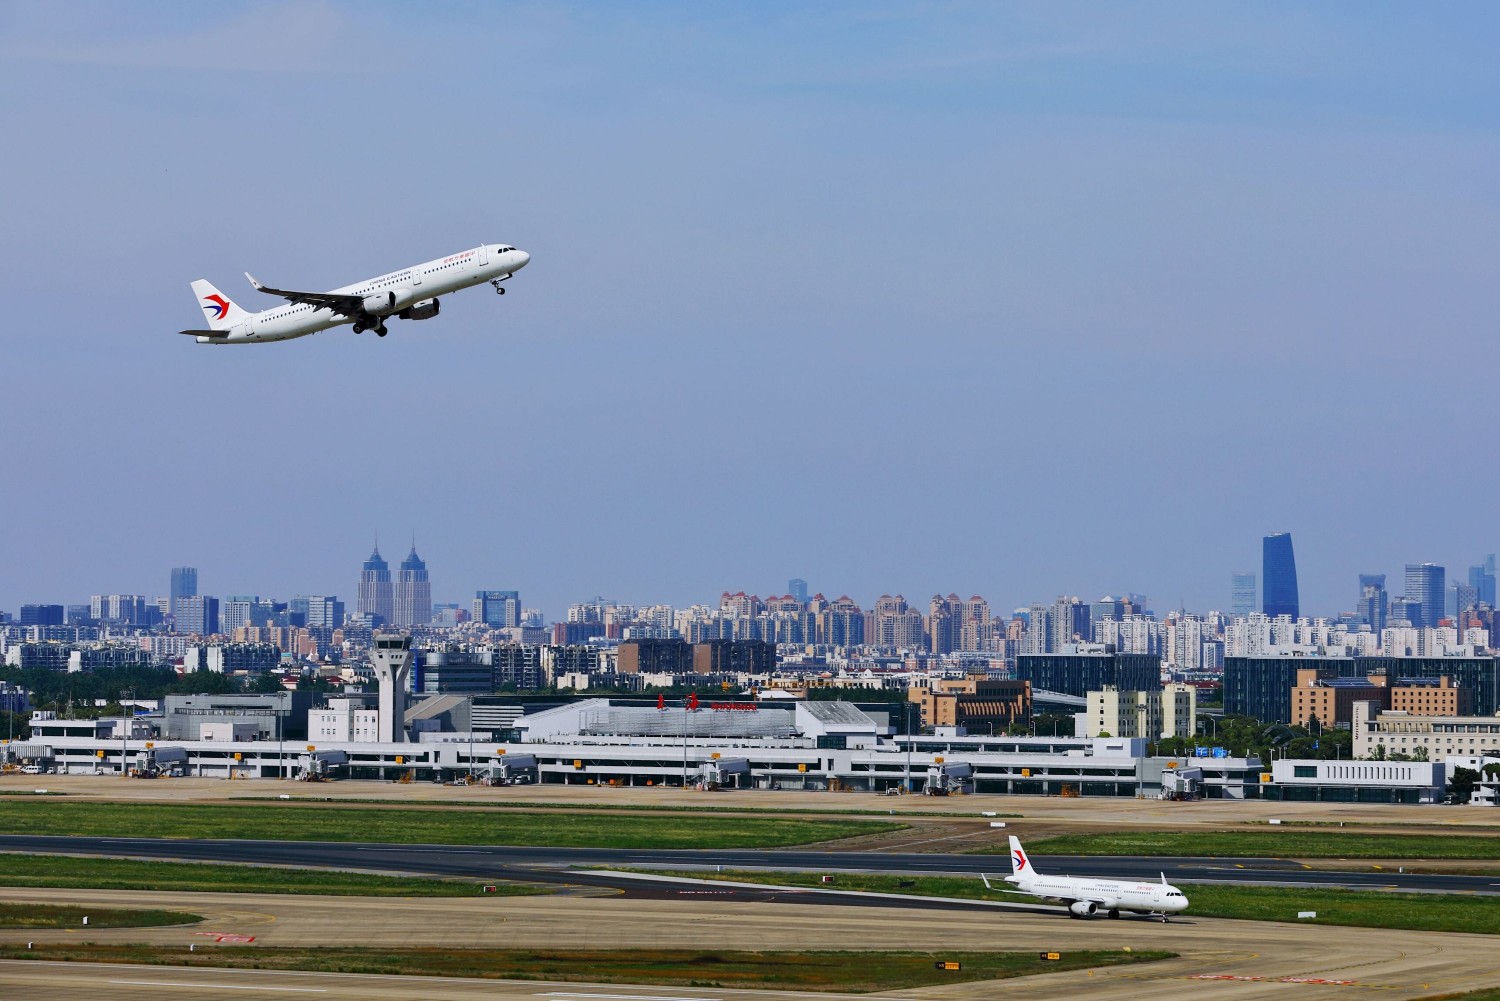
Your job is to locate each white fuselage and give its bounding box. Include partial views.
[1009,873,1190,916]
[200,245,529,345]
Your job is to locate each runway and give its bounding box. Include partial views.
[2,886,1499,1001]
[2,835,1494,894]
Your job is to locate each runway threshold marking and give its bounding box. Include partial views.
[109,981,325,993]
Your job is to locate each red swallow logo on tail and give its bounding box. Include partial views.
[203,294,231,320]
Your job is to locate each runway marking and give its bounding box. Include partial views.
[109,981,325,993]
[1191,975,1358,986]
[539,994,722,1001]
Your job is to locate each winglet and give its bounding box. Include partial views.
[1161,872,1168,885]
[245,272,267,292]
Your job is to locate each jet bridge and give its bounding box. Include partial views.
[924,760,974,795]
[697,756,751,790]
[480,753,538,786]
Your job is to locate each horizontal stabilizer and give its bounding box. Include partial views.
[178,329,229,338]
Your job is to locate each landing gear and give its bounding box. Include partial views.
[353,322,366,334]
[375,324,387,337]
[1160,914,1170,924]
[490,275,510,295]
[1109,909,1121,919]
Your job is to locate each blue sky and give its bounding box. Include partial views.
[3,3,1497,618]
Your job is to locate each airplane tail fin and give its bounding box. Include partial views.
[191,279,252,330]
[1008,835,1037,877]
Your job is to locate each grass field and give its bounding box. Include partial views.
[1014,831,1500,860]
[0,854,542,896]
[0,903,200,929]
[634,870,1500,935]
[0,945,1170,990]
[0,800,895,848]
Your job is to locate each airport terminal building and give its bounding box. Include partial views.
[18,697,1264,799]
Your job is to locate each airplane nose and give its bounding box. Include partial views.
[513,250,531,269]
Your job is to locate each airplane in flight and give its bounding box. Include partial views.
[179,243,530,344]
[982,836,1190,922]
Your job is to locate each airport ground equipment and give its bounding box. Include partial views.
[925,760,974,795]
[132,746,188,778]
[481,753,538,786]
[697,756,751,790]
[298,749,349,781]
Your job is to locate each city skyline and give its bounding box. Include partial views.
[9,539,1500,625]
[5,6,1500,625]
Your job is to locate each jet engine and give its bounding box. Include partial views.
[1068,901,1098,918]
[399,298,440,321]
[362,292,396,314]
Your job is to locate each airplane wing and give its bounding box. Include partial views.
[178,329,229,338]
[245,273,364,316]
[978,875,1030,895]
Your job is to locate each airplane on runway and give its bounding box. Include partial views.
[179,243,530,344]
[982,836,1190,923]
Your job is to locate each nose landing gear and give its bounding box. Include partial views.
[490,276,510,295]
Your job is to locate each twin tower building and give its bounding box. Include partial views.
[357,543,430,629]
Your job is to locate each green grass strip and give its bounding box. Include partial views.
[635,869,1500,936]
[0,800,895,848]
[0,945,1170,991]
[0,903,200,929]
[0,854,541,897]
[1010,831,1500,860]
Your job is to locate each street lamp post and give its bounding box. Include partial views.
[905,702,914,793]
[1201,715,1219,742]
[120,687,133,777]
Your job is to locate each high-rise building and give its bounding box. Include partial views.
[788,578,808,605]
[1404,563,1445,629]
[1049,596,1090,651]
[1262,534,1299,619]
[298,595,345,629]
[1230,572,1257,617]
[170,567,198,622]
[19,604,64,626]
[1469,562,1496,608]
[1448,582,1479,619]
[1016,650,1161,699]
[1356,574,1387,633]
[174,595,219,636]
[473,590,521,629]
[1388,596,1421,626]
[393,545,432,628]
[220,596,260,635]
[357,545,393,626]
[91,594,151,625]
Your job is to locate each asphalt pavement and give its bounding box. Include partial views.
[2,835,1494,894]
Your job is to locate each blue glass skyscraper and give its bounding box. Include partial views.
[1404,563,1445,629]
[1262,533,1299,619]
[1468,562,1496,608]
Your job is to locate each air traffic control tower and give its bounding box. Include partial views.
[370,634,414,743]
